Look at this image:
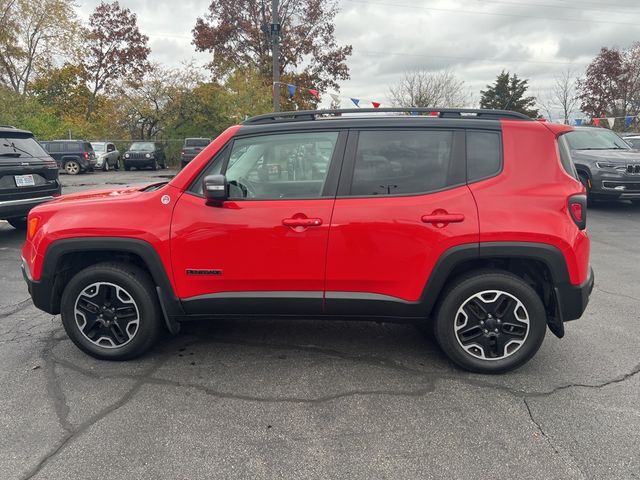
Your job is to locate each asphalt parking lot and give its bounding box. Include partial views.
[1,170,639,480]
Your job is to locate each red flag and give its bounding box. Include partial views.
[308,89,320,99]
[429,111,439,117]
[372,102,381,109]
[593,118,601,126]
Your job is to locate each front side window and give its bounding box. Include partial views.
[225,132,339,199]
[350,130,454,196]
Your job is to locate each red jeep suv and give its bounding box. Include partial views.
[21,108,593,373]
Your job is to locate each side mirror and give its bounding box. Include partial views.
[203,174,228,203]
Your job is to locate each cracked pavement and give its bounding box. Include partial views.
[1,170,639,479]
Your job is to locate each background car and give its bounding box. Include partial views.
[624,135,640,149]
[40,140,97,175]
[564,127,640,203]
[90,142,120,171]
[123,142,166,170]
[1,126,61,229]
[181,138,211,168]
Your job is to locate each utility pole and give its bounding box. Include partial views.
[271,0,280,112]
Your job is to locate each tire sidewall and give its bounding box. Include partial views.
[435,273,547,374]
[60,265,160,360]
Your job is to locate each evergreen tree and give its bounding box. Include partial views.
[480,71,539,117]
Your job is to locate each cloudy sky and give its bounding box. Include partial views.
[75,0,640,118]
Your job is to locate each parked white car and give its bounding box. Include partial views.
[90,142,120,171]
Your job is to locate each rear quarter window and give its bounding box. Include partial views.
[466,131,502,182]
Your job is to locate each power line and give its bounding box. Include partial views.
[342,0,640,26]
[463,0,640,15]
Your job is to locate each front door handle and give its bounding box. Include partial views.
[421,213,465,225]
[282,217,323,227]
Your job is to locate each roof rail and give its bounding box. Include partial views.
[243,108,532,125]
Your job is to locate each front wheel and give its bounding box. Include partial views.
[64,160,80,175]
[60,262,163,360]
[102,161,109,172]
[434,271,546,374]
[151,159,159,171]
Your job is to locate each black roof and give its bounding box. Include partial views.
[243,108,532,125]
[0,125,33,136]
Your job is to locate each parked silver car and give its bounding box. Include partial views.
[90,142,120,171]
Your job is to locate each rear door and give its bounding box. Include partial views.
[324,128,480,317]
[171,129,347,315]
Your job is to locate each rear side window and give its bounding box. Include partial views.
[64,142,79,152]
[558,134,578,179]
[350,130,454,196]
[467,131,502,182]
[0,135,49,158]
[46,143,62,153]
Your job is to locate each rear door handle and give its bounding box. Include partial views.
[282,217,323,227]
[421,213,465,224]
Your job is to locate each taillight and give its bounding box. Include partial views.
[44,157,58,169]
[84,151,89,160]
[568,194,587,230]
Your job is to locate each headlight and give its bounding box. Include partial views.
[124,153,130,158]
[595,162,617,169]
[145,153,151,158]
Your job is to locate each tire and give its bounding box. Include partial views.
[151,159,159,171]
[7,217,27,229]
[60,262,163,360]
[102,160,109,172]
[124,164,131,171]
[115,157,120,170]
[64,160,81,175]
[434,270,547,374]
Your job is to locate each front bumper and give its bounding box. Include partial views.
[124,158,155,167]
[22,259,57,314]
[555,267,594,323]
[591,170,640,198]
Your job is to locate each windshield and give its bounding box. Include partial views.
[91,142,106,152]
[129,142,155,151]
[1,135,49,158]
[565,129,631,150]
[185,139,210,147]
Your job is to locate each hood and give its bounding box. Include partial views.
[49,184,154,205]
[571,148,640,164]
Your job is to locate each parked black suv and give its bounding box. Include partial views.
[123,142,166,170]
[181,138,211,168]
[1,126,61,229]
[565,127,640,203]
[40,140,97,175]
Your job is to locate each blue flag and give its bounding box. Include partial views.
[575,118,583,126]
[625,116,634,128]
[287,84,296,98]
[351,98,360,107]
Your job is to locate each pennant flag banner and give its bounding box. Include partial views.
[330,93,340,104]
[372,101,381,109]
[593,118,601,127]
[308,89,320,100]
[575,118,583,126]
[626,116,635,128]
[606,118,616,129]
[351,98,360,108]
[287,84,296,98]
[273,82,382,110]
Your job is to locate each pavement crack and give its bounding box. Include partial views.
[21,350,171,480]
[0,297,32,318]
[41,331,72,434]
[594,286,640,303]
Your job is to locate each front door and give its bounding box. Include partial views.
[171,130,346,316]
[325,128,480,317]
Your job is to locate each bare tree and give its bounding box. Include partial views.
[0,0,79,94]
[389,70,470,108]
[538,69,579,124]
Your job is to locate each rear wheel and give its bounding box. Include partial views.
[7,217,27,229]
[434,271,546,374]
[115,157,120,170]
[64,160,80,175]
[60,262,163,360]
